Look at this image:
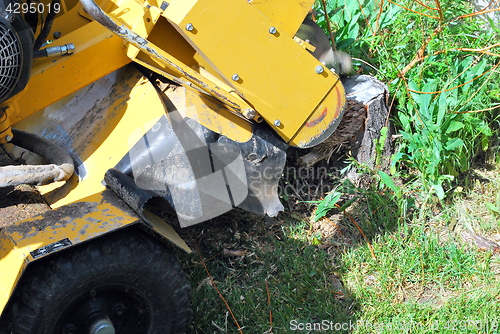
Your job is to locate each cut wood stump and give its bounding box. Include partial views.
[299,74,393,186]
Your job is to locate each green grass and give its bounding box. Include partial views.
[342,226,500,333]
[178,203,499,333]
[179,215,357,333]
[175,0,500,332]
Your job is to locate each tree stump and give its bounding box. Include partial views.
[299,74,393,186]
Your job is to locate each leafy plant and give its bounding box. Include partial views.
[314,0,500,201]
[313,190,342,221]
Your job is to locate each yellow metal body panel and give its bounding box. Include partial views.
[159,84,253,142]
[0,0,349,318]
[290,79,347,147]
[0,191,141,314]
[12,66,166,208]
[4,23,131,125]
[163,0,341,145]
[2,0,345,148]
[0,108,12,144]
[143,210,191,253]
[250,0,315,37]
[0,191,191,315]
[1,0,161,125]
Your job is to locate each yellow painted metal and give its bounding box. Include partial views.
[250,0,315,37]
[12,66,167,208]
[0,108,12,144]
[0,191,191,315]
[293,36,317,52]
[129,43,259,122]
[143,209,192,253]
[0,0,349,318]
[159,84,253,143]
[12,64,251,209]
[3,21,131,125]
[163,0,341,147]
[1,0,342,147]
[2,0,163,126]
[0,191,141,315]
[71,0,260,120]
[290,78,347,148]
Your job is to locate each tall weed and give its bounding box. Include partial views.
[315,0,500,201]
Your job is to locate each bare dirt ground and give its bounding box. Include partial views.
[0,147,49,228]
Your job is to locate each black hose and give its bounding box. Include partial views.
[33,0,60,51]
[0,128,74,187]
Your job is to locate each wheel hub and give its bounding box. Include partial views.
[57,286,149,334]
[89,316,115,334]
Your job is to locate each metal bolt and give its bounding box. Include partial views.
[273,119,281,127]
[4,135,12,142]
[185,23,194,31]
[53,31,62,39]
[89,317,115,334]
[113,303,126,316]
[269,27,277,35]
[242,108,256,119]
[315,65,324,74]
[232,74,240,81]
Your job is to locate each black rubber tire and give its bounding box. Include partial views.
[1,229,192,334]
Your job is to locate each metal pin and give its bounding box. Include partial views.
[242,109,256,119]
[185,23,194,31]
[274,120,281,127]
[232,74,240,81]
[269,27,277,35]
[315,65,324,74]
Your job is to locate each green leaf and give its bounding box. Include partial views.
[486,203,500,215]
[378,171,399,193]
[445,138,464,151]
[437,93,447,126]
[337,197,357,212]
[314,191,342,221]
[432,184,445,200]
[310,238,321,246]
[446,121,464,134]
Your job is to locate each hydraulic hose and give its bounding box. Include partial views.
[0,128,74,187]
[33,0,61,50]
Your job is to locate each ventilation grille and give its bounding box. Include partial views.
[0,18,22,103]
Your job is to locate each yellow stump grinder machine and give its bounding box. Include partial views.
[0,0,348,332]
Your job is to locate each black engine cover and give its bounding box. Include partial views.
[0,0,33,103]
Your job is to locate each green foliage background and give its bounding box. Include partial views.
[314,0,499,200]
